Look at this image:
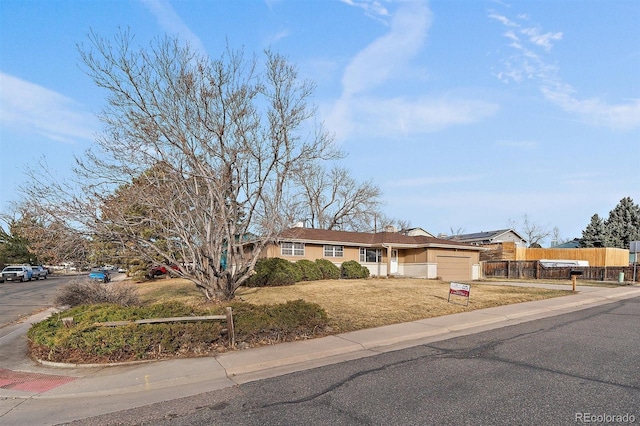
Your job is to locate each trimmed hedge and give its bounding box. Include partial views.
[27,300,330,363]
[340,260,370,279]
[295,259,323,281]
[315,258,341,280]
[245,258,302,287]
[245,257,369,286]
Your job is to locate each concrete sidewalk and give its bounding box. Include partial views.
[1,283,638,426]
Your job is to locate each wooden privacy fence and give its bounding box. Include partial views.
[64,307,235,348]
[482,261,637,282]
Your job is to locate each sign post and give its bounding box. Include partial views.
[448,282,471,306]
[631,241,639,283]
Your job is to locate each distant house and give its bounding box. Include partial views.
[551,238,581,248]
[264,225,483,281]
[399,227,435,238]
[449,229,527,247]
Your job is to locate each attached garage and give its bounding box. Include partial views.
[436,255,472,281]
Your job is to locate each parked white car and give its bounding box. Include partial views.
[1,265,33,282]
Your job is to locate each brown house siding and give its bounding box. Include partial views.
[263,227,483,281]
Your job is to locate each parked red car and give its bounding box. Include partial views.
[148,264,179,279]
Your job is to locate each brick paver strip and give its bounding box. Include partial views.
[0,368,76,392]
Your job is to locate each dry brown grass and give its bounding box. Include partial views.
[135,278,205,306]
[132,277,570,333]
[235,278,570,332]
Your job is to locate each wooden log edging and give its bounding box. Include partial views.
[92,307,235,348]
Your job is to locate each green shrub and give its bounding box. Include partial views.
[315,258,341,280]
[295,259,323,281]
[27,300,330,363]
[55,280,140,307]
[28,302,227,362]
[245,257,303,287]
[230,300,329,341]
[340,260,370,279]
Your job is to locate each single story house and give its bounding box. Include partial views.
[264,226,483,281]
[449,229,528,247]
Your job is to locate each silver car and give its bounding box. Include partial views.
[31,265,49,280]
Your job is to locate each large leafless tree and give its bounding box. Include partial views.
[292,163,382,231]
[25,31,342,300]
[509,214,552,248]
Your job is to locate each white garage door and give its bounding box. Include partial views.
[437,255,471,281]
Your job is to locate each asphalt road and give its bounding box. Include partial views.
[61,295,640,426]
[0,273,69,328]
[0,272,127,329]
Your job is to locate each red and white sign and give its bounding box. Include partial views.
[449,282,470,297]
[448,282,471,305]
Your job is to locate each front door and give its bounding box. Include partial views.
[390,249,398,274]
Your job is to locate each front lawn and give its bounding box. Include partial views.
[29,277,570,364]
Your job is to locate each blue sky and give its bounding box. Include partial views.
[1,0,639,244]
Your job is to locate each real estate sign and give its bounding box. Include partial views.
[448,282,471,306]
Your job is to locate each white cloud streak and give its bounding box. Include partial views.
[490,10,640,130]
[0,73,96,144]
[340,0,390,21]
[140,0,206,54]
[327,1,499,141]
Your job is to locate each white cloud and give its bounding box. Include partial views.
[327,1,498,141]
[541,83,640,130]
[491,9,640,130]
[335,96,498,139]
[0,73,96,144]
[266,29,291,45]
[341,1,431,97]
[140,0,206,53]
[521,26,562,51]
[488,13,517,28]
[340,0,390,21]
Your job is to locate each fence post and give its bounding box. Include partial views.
[226,307,235,348]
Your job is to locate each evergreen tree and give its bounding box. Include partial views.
[604,197,640,249]
[0,221,33,265]
[580,214,608,247]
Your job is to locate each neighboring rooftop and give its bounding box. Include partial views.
[448,229,528,246]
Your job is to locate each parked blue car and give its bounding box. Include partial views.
[88,268,111,283]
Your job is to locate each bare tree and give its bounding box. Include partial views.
[24,31,339,300]
[550,226,570,247]
[1,205,89,267]
[293,163,382,231]
[509,214,552,248]
[449,227,465,237]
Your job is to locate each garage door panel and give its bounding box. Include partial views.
[437,255,471,281]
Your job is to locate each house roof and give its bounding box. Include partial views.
[278,227,483,251]
[551,238,581,248]
[449,228,527,244]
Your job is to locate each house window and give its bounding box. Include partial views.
[324,245,344,258]
[281,242,305,256]
[360,248,382,263]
